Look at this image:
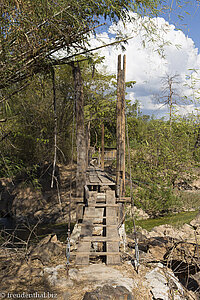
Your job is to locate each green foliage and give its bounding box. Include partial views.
[134,184,179,217]
[0,0,161,90]
[125,210,199,233]
[126,107,200,216]
[0,156,25,178]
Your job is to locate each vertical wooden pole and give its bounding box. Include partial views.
[121,55,126,196]
[101,123,105,170]
[116,54,126,198]
[86,121,91,168]
[116,55,122,195]
[51,67,57,188]
[73,62,86,197]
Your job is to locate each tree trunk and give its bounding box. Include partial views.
[73,63,86,197]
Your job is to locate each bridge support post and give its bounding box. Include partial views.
[116,54,126,198]
[101,123,105,170]
[73,62,87,197]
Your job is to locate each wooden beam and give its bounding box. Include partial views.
[73,62,86,197]
[121,54,126,197]
[116,54,122,193]
[101,123,105,170]
[116,54,126,197]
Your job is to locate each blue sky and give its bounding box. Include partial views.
[58,2,200,119]
[88,3,200,119]
[160,0,200,52]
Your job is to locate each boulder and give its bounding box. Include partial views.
[192,179,200,189]
[83,285,134,300]
[145,265,185,300]
[190,213,200,229]
[29,234,63,264]
[149,223,195,241]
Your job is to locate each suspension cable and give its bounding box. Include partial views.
[125,107,140,273]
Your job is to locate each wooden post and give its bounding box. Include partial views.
[116,54,126,197]
[116,55,122,195]
[73,62,86,197]
[121,55,126,197]
[101,123,105,170]
[86,121,91,168]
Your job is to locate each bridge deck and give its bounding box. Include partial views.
[75,167,121,265]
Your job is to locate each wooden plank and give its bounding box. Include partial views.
[79,224,117,227]
[82,236,121,243]
[107,241,119,252]
[74,252,120,256]
[106,227,119,239]
[105,190,116,206]
[107,254,121,265]
[106,240,120,265]
[82,237,120,242]
[89,204,118,207]
[86,182,116,186]
[76,242,90,265]
[106,219,118,226]
[83,216,116,220]
[97,193,106,199]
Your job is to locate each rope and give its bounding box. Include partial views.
[66,74,76,276]
[125,108,140,273]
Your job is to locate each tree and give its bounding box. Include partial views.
[0,0,161,94]
[155,74,182,127]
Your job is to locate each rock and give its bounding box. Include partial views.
[192,179,200,189]
[29,235,63,264]
[83,285,134,300]
[69,268,79,280]
[70,223,81,244]
[133,206,149,220]
[145,266,185,300]
[44,264,72,287]
[149,223,195,241]
[75,264,134,292]
[190,213,200,229]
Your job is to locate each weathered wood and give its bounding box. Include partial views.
[89,204,119,207]
[116,54,122,193]
[75,168,121,265]
[101,123,105,170]
[76,241,90,265]
[86,121,91,167]
[86,182,115,186]
[116,54,126,197]
[107,253,121,265]
[73,62,86,197]
[79,224,117,227]
[74,252,120,256]
[82,237,120,242]
[121,55,126,197]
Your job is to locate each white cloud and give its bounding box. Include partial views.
[89,12,200,118]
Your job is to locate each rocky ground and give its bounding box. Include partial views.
[0,164,77,224]
[0,213,200,299]
[0,164,200,299]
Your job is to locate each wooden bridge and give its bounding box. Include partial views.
[72,55,128,266]
[74,166,123,265]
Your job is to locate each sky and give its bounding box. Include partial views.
[89,1,200,119]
